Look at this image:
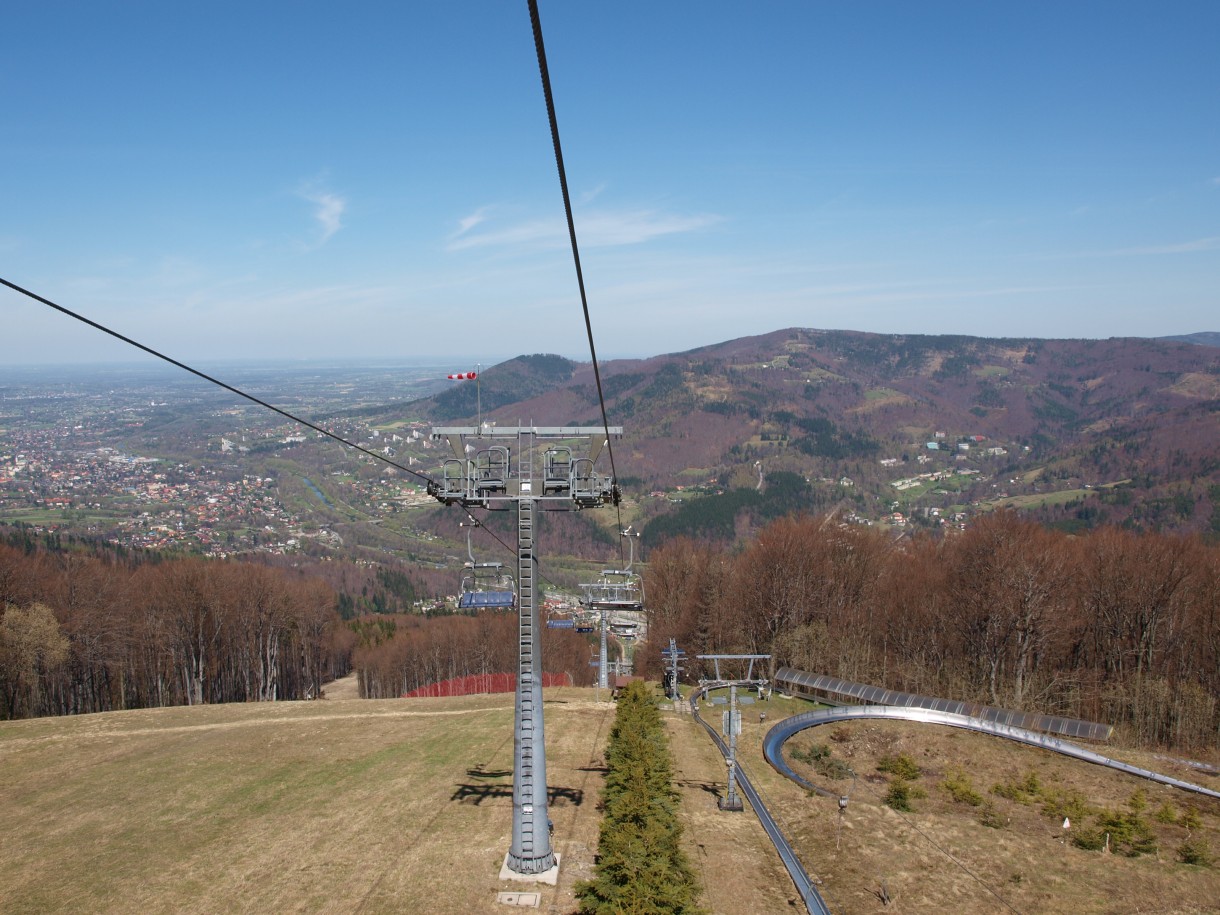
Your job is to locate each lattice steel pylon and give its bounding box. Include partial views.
[429,425,620,876]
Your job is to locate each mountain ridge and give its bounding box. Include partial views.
[385,328,1220,538]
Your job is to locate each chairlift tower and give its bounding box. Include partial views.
[579,528,644,691]
[429,425,620,877]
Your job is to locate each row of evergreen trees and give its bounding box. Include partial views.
[577,681,703,914]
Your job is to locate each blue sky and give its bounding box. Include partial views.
[2,1,1217,366]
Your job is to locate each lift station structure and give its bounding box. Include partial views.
[428,425,620,877]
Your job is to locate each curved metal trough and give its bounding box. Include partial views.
[763,703,1220,800]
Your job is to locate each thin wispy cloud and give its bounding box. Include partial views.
[577,184,606,206]
[296,179,347,246]
[446,207,720,252]
[455,206,492,236]
[581,210,721,246]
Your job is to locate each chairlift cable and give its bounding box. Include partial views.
[0,275,442,488]
[1,277,538,572]
[526,0,628,563]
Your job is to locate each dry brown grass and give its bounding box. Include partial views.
[665,701,1220,915]
[0,688,613,914]
[3,688,1218,915]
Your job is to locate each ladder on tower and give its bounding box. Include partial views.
[515,431,541,858]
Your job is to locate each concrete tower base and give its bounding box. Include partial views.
[500,853,561,886]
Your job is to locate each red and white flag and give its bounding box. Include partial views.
[447,371,477,380]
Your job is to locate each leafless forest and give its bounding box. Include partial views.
[0,535,600,719]
[642,512,1220,753]
[353,613,597,699]
[0,541,350,718]
[5,514,1219,756]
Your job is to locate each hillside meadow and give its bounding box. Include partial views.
[2,683,1219,914]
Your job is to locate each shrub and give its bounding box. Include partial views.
[1155,802,1179,824]
[993,770,1041,804]
[1071,827,1106,851]
[884,778,925,812]
[979,802,1007,829]
[815,756,855,781]
[877,753,921,781]
[790,742,853,781]
[942,770,983,806]
[1072,807,1158,858]
[1039,786,1091,823]
[790,742,831,764]
[1177,837,1213,867]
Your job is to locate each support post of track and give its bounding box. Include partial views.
[720,683,744,811]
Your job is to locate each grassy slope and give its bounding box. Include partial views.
[0,691,617,915]
[3,688,1219,914]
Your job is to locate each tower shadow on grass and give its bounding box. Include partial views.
[451,782,585,807]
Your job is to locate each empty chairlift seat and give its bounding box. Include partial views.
[543,447,572,495]
[459,589,516,610]
[458,557,516,611]
[473,446,510,494]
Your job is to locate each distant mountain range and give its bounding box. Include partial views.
[375,328,1220,539]
[1158,332,1220,348]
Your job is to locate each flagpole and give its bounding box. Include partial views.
[477,363,482,432]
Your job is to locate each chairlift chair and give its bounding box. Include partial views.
[542,447,573,495]
[472,446,510,495]
[578,528,645,612]
[457,523,515,610]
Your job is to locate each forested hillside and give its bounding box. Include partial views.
[643,512,1220,753]
[0,537,350,718]
[0,532,603,720]
[384,328,1220,542]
